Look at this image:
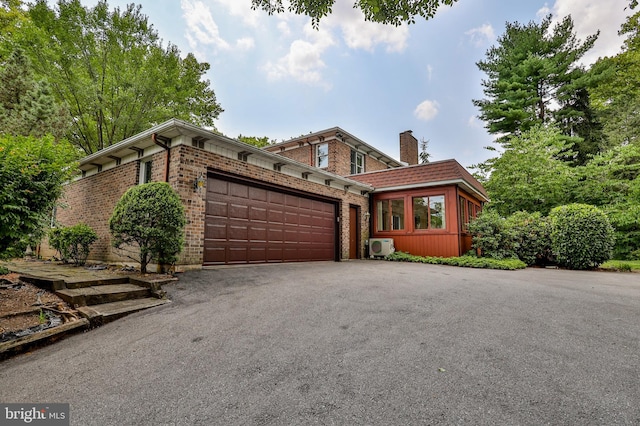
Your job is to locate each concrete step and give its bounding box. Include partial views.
[76,298,170,325]
[56,283,150,307]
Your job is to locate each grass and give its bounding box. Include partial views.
[600,260,640,272]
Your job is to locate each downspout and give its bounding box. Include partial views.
[152,133,171,183]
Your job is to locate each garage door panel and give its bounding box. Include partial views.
[204,176,336,265]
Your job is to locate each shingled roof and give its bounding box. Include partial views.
[349,159,488,201]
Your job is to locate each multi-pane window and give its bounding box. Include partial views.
[316,143,328,168]
[459,196,480,232]
[376,199,405,231]
[413,195,445,230]
[350,150,364,174]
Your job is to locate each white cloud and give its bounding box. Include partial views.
[181,0,230,56]
[326,0,409,52]
[236,37,255,51]
[277,21,292,37]
[262,22,335,87]
[465,23,496,47]
[538,0,630,65]
[467,115,482,128]
[213,0,262,27]
[414,100,440,121]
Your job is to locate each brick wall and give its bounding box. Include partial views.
[51,144,371,267]
[400,130,418,165]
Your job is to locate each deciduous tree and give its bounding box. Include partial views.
[251,0,459,27]
[23,0,223,154]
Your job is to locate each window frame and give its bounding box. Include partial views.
[376,198,405,232]
[412,195,446,231]
[139,159,152,184]
[350,150,364,174]
[316,143,329,168]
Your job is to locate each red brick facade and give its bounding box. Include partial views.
[53,142,370,267]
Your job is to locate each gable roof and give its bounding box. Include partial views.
[348,159,489,201]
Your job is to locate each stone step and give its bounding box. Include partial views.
[76,298,170,325]
[56,283,150,307]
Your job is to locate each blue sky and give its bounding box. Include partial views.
[83,0,631,167]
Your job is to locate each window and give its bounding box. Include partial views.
[376,198,405,231]
[140,160,152,184]
[459,197,480,232]
[316,143,328,168]
[350,150,364,174]
[413,195,445,230]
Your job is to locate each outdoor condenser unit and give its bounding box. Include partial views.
[369,238,395,258]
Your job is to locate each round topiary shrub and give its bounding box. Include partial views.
[109,182,186,273]
[549,203,615,270]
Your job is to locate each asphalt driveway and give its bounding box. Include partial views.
[1,260,639,425]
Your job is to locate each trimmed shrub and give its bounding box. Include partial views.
[385,251,526,270]
[549,204,615,270]
[109,182,186,273]
[49,223,98,266]
[468,210,518,260]
[505,211,552,266]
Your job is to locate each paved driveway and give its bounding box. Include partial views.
[1,261,640,425]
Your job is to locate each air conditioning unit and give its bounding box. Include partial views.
[369,238,395,258]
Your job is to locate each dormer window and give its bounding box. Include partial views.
[316,143,328,168]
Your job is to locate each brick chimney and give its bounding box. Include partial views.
[399,130,418,165]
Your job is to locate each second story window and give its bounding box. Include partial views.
[316,143,328,168]
[350,150,364,174]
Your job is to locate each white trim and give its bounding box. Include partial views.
[372,178,489,202]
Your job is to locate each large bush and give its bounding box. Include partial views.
[605,203,640,260]
[550,204,615,270]
[505,211,552,266]
[109,182,186,273]
[0,134,77,255]
[49,223,98,266]
[468,210,518,259]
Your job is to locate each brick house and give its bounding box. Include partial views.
[52,119,487,269]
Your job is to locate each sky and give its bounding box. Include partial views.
[81,0,633,168]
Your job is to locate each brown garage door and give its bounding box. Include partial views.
[204,174,337,265]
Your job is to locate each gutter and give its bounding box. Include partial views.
[152,133,171,183]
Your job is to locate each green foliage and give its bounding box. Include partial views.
[0,48,70,139]
[251,0,458,27]
[0,265,9,274]
[0,134,77,255]
[549,204,615,270]
[385,251,526,270]
[48,223,98,265]
[604,203,640,260]
[505,211,552,266]
[467,210,518,260]
[474,15,598,147]
[237,135,274,148]
[601,260,640,271]
[109,182,186,273]
[21,0,222,154]
[476,126,576,216]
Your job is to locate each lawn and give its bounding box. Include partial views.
[601,260,640,272]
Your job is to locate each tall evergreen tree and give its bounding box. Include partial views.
[473,14,599,159]
[0,48,69,139]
